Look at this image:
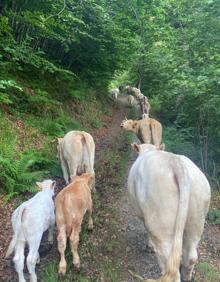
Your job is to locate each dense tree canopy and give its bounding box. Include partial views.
[1,0,220,186]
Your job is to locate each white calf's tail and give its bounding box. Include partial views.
[5,206,25,258]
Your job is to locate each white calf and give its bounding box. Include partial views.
[6,180,56,282]
[128,144,210,282]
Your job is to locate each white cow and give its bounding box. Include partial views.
[6,180,56,282]
[128,94,135,107]
[57,131,95,184]
[110,88,120,101]
[128,144,211,282]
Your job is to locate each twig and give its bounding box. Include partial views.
[44,0,66,22]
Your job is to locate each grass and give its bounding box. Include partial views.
[196,262,220,282]
[207,209,220,225]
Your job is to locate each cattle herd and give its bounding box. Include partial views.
[6,86,211,282]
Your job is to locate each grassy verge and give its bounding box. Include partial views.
[195,262,220,282]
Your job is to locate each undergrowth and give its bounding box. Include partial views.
[0,70,109,196]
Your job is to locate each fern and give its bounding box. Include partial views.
[0,152,49,195]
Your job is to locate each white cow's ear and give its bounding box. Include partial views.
[52,180,56,189]
[131,143,140,153]
[158,143,166,151]
[36,182,43,190]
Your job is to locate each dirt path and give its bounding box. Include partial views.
[1,99,219,282]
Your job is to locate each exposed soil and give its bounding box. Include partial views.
[0,97,220,282]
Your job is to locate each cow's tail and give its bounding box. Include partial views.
[129,156,190,282]
[161,157,190,281]
[151,120,162,147]
[5,207,25,258]
[82,133,95,190]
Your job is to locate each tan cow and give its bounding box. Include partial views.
[55,173,94,275]
[120,118,163,147]
[57,131,95,184]
[128,144,211,282]
[125,86,142,99]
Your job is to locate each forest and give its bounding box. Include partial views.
[0,0,220,281]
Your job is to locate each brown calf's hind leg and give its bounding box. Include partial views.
[87,199,94,231]
[57,228,67,275]
[70,223,81,269]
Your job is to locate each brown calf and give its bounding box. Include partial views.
[55,173,94,275]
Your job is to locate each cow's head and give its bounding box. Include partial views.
[36,179,56,194]
[142,113,149,119]
[124,85,132,94]
[120,119,137,131]
[131,143,165,155]
[70,173,95,190]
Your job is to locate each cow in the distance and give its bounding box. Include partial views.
[128,94,135,107]
[57,131,95,185]
[110,88,120,101]
[6,180,56,282]
[55,173,94,275]
[125,86,141,99]
[128,143,211,282]
[120,118,163,147]
[140,96,151,118]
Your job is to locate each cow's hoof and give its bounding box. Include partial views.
[58,266,67,276]
[73,262,80,271]
[88,224,93,231]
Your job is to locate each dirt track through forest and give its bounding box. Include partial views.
[1,97,220,282]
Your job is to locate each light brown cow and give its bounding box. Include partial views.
[57,131,95,184]
[55,173,94,275]
[120,118,163,147]
[125,86,142,98]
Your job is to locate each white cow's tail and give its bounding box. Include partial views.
[156,157,190,282]
[136,156,190,282]
[81,133,94,174]
[5,207,25,258]
[162,157,190,281]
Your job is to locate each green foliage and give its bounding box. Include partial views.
[0,151,49,194]
[0,113,52,194]
[164,126,196,158]
[208,209,220,225]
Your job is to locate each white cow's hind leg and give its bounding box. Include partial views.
[48,216,55,243]
[27,240,41,282]
[149,237,181,282]
[13,241,26,282]
[181,238,199,281]
[67,160,77,178]
[60,159,69,184]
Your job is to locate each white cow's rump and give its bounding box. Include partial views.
[128,144,210,282]
[6,180,56,282]
[110,88,120,101]
[57,130,95,184]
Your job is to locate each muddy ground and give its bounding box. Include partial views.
[0,97,219,282]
